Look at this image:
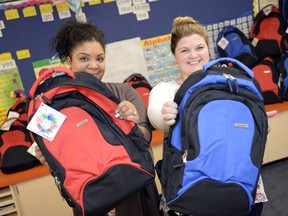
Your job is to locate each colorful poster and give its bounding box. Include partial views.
[0,60,25,125]
[32,57,66,79]
[141,34,181,87]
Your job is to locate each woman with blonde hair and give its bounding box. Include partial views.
[148,16,276,216]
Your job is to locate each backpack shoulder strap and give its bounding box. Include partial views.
[174,70,206,105]
[75,72,120,103]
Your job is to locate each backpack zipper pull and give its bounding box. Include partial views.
[228,74,239,94]
[173,149,188,168]
[54,176,63,197]
[182,149,188,164]
[278,72,282,87]
[223,73,233,92]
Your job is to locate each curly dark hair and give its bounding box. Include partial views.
[49,20,106,64]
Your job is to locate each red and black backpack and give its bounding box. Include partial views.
[124,73,152,109]
[249,4,287,58]
[0,100,39,174]
[26,66,155,216]
[251,57,282,104]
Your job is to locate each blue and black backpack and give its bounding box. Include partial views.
[158,57,268,216]
[279,0,288,26]
[278,49,288,100]
[216,26,259,68]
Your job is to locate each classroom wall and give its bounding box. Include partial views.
[0,0,253,92]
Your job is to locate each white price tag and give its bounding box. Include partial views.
[0,111,20,131]
[27,142,38,157]
[251,37,258,47]
[217,37,229,50]
[27,103,66,141]
[263,5,272,16]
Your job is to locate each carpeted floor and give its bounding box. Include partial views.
[261,158,288,216]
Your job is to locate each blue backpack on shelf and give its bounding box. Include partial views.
[157,57,268,216]
[279,0,288,26]
[216,26,259,68]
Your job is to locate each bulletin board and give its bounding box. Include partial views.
[0,0,253,123]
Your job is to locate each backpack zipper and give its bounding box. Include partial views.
[228,74,239,94]
[223,73,233,92]
[54,176,63,197]
[223,73,239,93]
[182,149,188,164]
[173,149,188,167]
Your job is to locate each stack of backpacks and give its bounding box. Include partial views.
[216,3,288,104]
[0,96,39,174]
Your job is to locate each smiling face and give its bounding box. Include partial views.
[174,34,210,80]
[66,41,106,81]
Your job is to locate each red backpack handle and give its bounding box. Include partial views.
[27,66,74,120]
[29,66,74,98]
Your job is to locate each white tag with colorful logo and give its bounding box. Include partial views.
[27,102,66,141]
